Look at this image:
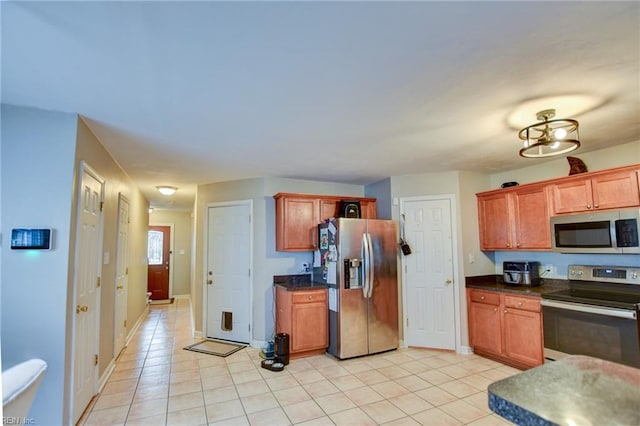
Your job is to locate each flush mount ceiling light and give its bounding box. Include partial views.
[518,109,580,158]
[156,185,178,196]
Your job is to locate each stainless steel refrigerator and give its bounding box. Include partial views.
[314,218,399,359]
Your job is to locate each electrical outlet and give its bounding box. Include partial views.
[543,264,555,275]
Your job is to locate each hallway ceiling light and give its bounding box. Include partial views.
[156,185,178,196]
[518,109,580,158]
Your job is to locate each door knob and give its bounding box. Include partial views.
[117,284,124,290]
[76,305,89,313]
[445,279,452,285]
[207,280,213,285]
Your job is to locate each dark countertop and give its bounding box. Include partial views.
[273,274,328,291]
[466,275,569,297]
[488,355,640,426]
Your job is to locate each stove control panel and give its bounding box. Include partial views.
[568,265,640,284]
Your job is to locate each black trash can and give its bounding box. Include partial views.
[275,332,290,365]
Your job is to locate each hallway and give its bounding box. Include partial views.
[81,298,515,425]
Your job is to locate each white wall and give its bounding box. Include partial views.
[489,140,640,189]
[1,104,78,425]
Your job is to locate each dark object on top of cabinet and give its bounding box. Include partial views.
[501,182,519,188]
[567,156,588,175]
[338,200,361,218]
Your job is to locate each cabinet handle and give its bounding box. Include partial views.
[517,302,523,307]
[516,242,521,247]
[587,204,592,209]
[308,295,313,300]
[503,309,508,314]
[594,203,599,208]
[493,308,497,313]
[506,243,511,248]
[481,296,485,300]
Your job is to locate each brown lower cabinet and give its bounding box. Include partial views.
[467,288,543,369]
[275,286,328,359]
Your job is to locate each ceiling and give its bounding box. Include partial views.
[3,1,639,211]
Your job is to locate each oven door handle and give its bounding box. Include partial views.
[541,299,637,320]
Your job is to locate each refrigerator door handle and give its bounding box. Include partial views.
[361,233,369,297]
[367,233,374,298]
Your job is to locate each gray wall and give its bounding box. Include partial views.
[1,105,150,424]
[365,177,392,219]
[1,104,77,425]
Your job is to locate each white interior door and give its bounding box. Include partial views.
[206,202,252,343]
[114,194,129,357]
[401,197,456,350]
[72,164,103,423]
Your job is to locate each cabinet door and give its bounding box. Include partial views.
[469,301,502,356]
[320,198,338,221]
[503,308,543,367]
[550,178,593,214]
[478,192,512,250]
[280,197,318,251]
[291,302,328,352]
[361,200,377,219]
[591,170,640,210]
[512,185,551,249]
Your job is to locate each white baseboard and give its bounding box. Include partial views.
[126,305,149,346]
[174,294,190,299]
[457,345,474,355]
[193,330,203,339]
[252,339,267,349]
[98,359,116,393]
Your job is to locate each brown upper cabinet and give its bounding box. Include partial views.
[478,184,551,251]
[549,168,640,214]
[477,164,640,251]
[274,193,377,251]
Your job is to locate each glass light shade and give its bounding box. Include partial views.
[156,186,178,195]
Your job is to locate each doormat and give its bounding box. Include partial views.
[183,339,245,357]
[150,297,174,305]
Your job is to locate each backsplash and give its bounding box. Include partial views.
[494,252,640,279]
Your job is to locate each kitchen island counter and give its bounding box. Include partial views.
[489,355,640,425]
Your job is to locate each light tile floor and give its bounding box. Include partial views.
[81,298,516,425]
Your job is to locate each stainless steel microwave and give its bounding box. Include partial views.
[551,209,640,254]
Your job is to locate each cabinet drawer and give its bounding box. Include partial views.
[292,290,327,304]
[504,295,540,312]
[469,290,500,305]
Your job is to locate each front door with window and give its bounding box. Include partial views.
[148,226,170,300]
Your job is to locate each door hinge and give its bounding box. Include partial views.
[248,324,251,332]
[97,277,101,287]
[406,318,409,328]
[248,268,251,277]
[126,267,129,275]
[100,201,104,212]
[94,354,99,366]
[124,320,127,328]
